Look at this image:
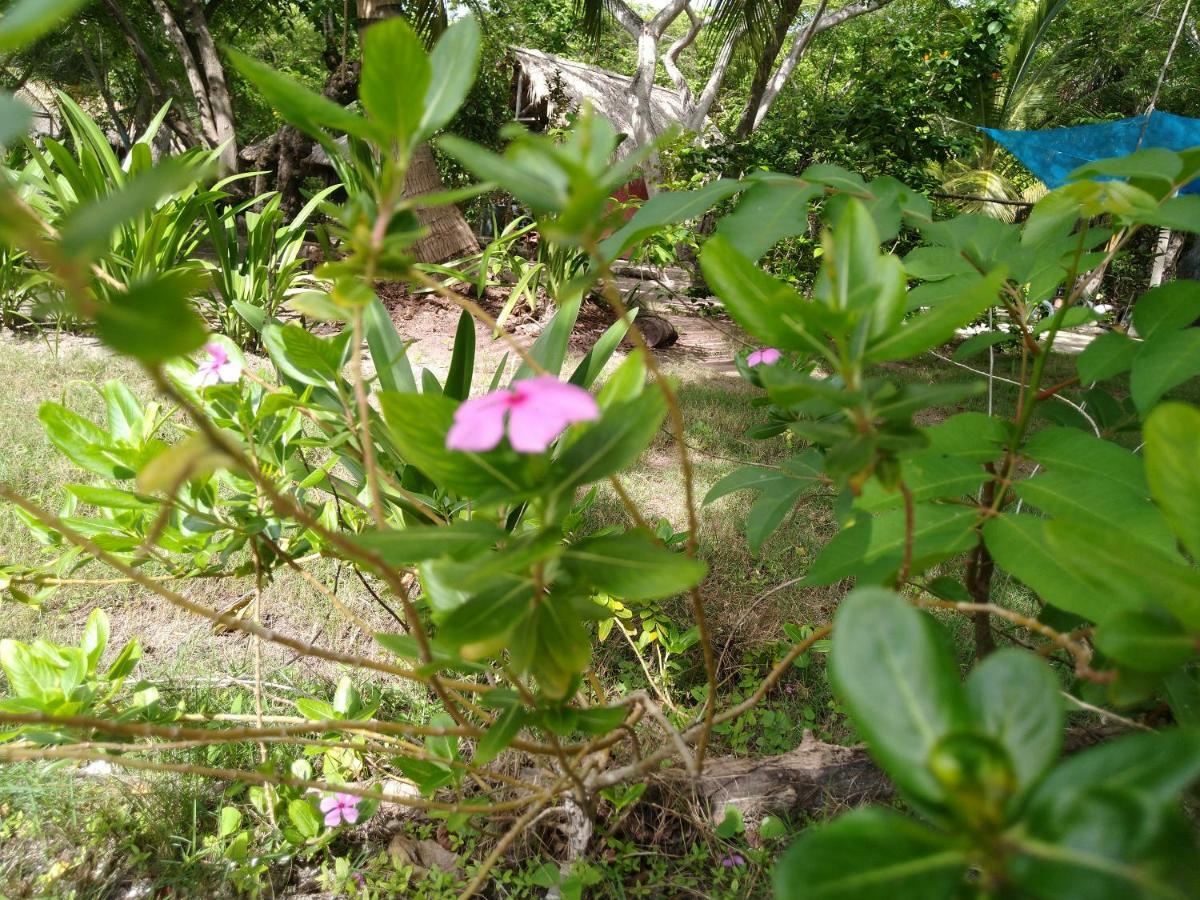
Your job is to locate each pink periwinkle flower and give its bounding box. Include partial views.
[721,853,747,868]
[319,792,361,827]
[746,348,782,368]
[446,375,599,454]
[193,342,241,387]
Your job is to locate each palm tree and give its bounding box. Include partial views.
[933,0,1071,220]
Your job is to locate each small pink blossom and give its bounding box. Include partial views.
[319,792,361,827]
[446,376,599,454]
[747,348,782,368]
[721,853,746,868]
[193,342,241,387]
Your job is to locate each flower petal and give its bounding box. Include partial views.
[507,404,571,453]
[319,796,338,812]
[324,809,342,827]
[216,361,242,383]
[336,793,359,807]
[341,807,359,825]
[446,391,511,452]
[759,348,782,365]
[513,376,599,425]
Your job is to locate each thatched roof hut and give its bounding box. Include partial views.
[512,47,696,157]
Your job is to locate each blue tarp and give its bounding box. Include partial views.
[983,111,1200,194]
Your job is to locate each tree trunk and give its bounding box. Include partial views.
[629,27,662,186]
[147,0,237,172]
[354,0,478,262]
[183,0,237,173]
[734,0,807,139]
[406,143,479,262]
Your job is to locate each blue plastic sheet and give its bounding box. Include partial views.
[983,111,1200,194]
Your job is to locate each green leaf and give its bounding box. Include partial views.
[80,608,109,674]
[714,177,822,261]
[349,520,504,566]
[60,157,206,260]
[473,705,525,766]
[0,0,90,52]
[262,323,348,388]
[511,598,591,698]
[865,269,1005,363]
[228,48,378,145]
[1130,328,1200,412]
[1070,148,1182,186]
[599,179,746,260]
[438,136,564,213]
[380,392,536,500]
[1143,402,1200,560]
[1013,470,1175,550]
[983,514,1102,622]
[38,403,134,480]
[420,16,480,141]
[363,295,417,393]
[569,309,636,389]
[829,588,970,808]
[95,271,209,363]
[903,246,979,281]
[804,504,978,586]
[219,806,242,839]
[699,235,830,355]
[965,649,1063,793]
[1024,728,1200,824]
[1094,610,1196,673]
[549,388,667,492]
[66,485,159,510]
[1076,330,1140,383]
[287,798,322,838]
[1132,281,1200,340]
[714,806,743,838]
[360,17,430,149]
[443,309,475,401]
[0,92,31,146]
[1023,427,1148,497]
[773,807,966,899]
[1045,519,1200,631]
[437,579,533,653]
[563,529,707,601]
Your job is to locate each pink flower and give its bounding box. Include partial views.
[193,342,241,387]
[319,792,361,827]
[721,853,746,868]
[446,376,599,454]
[746,348,782,367]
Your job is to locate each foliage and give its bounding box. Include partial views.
[2,6,1200,899]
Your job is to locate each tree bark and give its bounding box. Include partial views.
[100,0,200,147]
[183,0,237,173]
[147,0,237,172]
[733,0,808,139]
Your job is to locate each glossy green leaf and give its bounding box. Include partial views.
[1094,610,1196,673]
[1132,281,1200,341]
[437,579,533,652]
[287,799,322,838]
[983,514,1102,622]
[1130,328,1200,412]
[965,649,1063,793]
[95,271,208,363]
[600,179,746,260]
[420,16,480,140]
[473,705,525,766]
[568,309,636,389]
[714,177,822,261]
[443,309,476,401]
[364,295,417,393]
[80,608,109,674]
[865,268,1005,363]
[0,0,90,52]
[360,17,429,148]
[773,807,966,899]
[1045,519,1200,630]
[1013,470,1175,549]
[349,520,504,566]
[1023,427,1148,497]
[262,323,348,388]
[563,529,706,601]
[548,387,667,491]
[1076,330,1140,383]
[699,235,831,355]
[829,588,970,807]
[1143,402,1200,560]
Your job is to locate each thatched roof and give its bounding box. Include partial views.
[512,47,698,155]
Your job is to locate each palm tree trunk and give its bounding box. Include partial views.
[406,143,479,262]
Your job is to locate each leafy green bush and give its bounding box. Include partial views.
[0,3,1198,897]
